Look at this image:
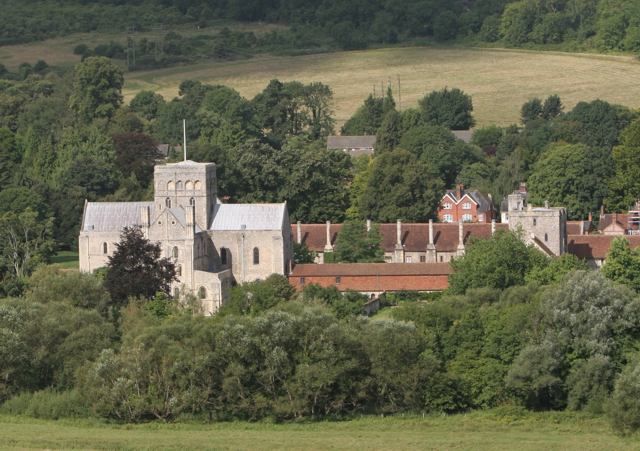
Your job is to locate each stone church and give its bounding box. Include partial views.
[79,160,293,314]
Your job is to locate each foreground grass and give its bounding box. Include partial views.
[122,46,640,128]
[1,410,638,450]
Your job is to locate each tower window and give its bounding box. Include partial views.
[165,197,171,208]
[185,180,194,190]
[545,233,548,242]
[189,197,195,206]
[253,247,260,265]
[198,287,207,299]
[533,218,537,226]
[173,287,179,299]
[176,181,183,190]
[102,242,108,254]
[176,265,182,276]
[221,248,228,265]
[172,246,179,259]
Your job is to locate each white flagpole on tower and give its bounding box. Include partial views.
[183,119,187,161]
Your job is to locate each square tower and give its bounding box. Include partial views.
[154,161,217,230]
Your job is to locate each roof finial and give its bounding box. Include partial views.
[182,119,187,162]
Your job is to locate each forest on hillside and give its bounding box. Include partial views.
[1,0,639,56]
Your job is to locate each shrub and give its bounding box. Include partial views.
[607,361,640,435]
[0,389,90,419]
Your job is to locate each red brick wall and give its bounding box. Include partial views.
[438,195,492,223]
[289,274,450,292]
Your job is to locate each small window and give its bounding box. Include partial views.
[221,248,228,265]
[545,233,548,242]
[443,214,453,223]
[165,197,171,208]
[194,180,202,190]
[253,247,260,265]
[462,214,473,222]
[335,276,341,284]
[172,246,179,259]
[102,242,108,254]
[198,287,207,299]
[462,202,472,210]
[185,180,194,190]
[439,255,443,262]
[173,287,179,298]
[443,203,452,210]
[167,181,174,190]
[405,256,412,263]
[176,265,182,276]
[299,277,305,285]
[189,197,195,206]
[533,218,537,226]
[420,256,426,263]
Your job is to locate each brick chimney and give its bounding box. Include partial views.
[426,219,436,262]
[324,221,333,253]
[394,219,405,263]
[296,221,302,244]
[457,221,465,256]
[456,184,464,200]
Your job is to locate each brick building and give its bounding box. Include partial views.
[438,184,495,223]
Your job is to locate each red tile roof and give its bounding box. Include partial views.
[291,263,453,277]
[568,235,640,260]
[291,222,508,253]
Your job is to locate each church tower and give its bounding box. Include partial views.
[153,161,217,230]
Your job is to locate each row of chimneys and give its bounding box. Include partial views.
[295,219,498,250]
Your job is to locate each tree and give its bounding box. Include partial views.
[607,119,640,211]
[525,254,588,286]
[419,88,475,130]
[69,57,124,122]
[0,209,54,280]
[448,230,547,295]
[332,221,383,263]
[520,98,543,124]
[527,143,613,220]
[341,94,385,135]
[608,361,640,435]
[359,149,444,222]
[129,91,165,121]
[104,226,176,307]
[112,132,160,187]
[221,274,294,316]
[602,238,640,293]
[563,100,634,149]
[375,110,401,153]
[542,95,563,120]
[0,128,19,187]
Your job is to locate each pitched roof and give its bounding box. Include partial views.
[327,135,376,150]
[82,202,154,233]
[566,221,591,235]
[598,213,629,232]
[291,222,508,253]
[568,235,640,260]
[451,130,473,143]
[291,263,452,277]
[210,203,287,231]
[443,188,493,213]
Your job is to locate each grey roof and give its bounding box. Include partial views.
[445,189,493,213]
[82,202,153,232]
[164,207,203,233]
[327,135,376,151]
[210,203,287,231]
[451,130,473,144]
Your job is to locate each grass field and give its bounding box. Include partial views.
[1,411,637,450]
[49,251,79,270]
[122,46,640,128]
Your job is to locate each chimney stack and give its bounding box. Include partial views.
[456,184,464,200]
[428,219,434,245]
[324,221,333,252]
[588,212,593,223]
[519,182,527,193]
[396,219,402,246]
[580,221,585,236]
[457,221,465,255]
[366,219,372,232]
[296,221,302,244]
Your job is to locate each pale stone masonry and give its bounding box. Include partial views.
[79,160,293,315]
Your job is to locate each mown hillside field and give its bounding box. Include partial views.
[122,46,640,127]
[2,411,639,450]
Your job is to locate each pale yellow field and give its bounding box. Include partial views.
[123,47,640,127]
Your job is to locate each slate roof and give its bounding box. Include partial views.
[82,202,154,233]
[291,263,452,277]
[291,222,508,253]
[211,203,287,231]
[327,135,376,150]
[443,188,493,213]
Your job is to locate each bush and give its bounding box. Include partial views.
[1,389,90,419]
[607,361,640,435]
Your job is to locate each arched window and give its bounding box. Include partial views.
[198,287,207,299]
[189,197,195,206]
[167,181,175,190]
[545,233,548,242]
[194,180,202,190]
[173,287,180,299]
[176,181,183,190]
[176,265,182,276]
[185,180,194,190]
[165,197,171,208]
[253,247,260,265]
[102,242,108,254]
[533,218,537,226]
[172,246,179,259]
[221,248,228,265]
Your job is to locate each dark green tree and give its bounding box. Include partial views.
[419,88,475,130]
[332,220,383,263]
[104,226,176,307]
[602,238,640,293]
[129,91,165,121]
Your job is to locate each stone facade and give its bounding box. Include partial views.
[507,195,567,256]
[79,160,293,315]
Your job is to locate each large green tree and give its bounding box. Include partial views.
[527,143,613,219]
[359,148,444,222]
[69,57,124,122]
[332,220,384,263]
[418,88,475,130]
